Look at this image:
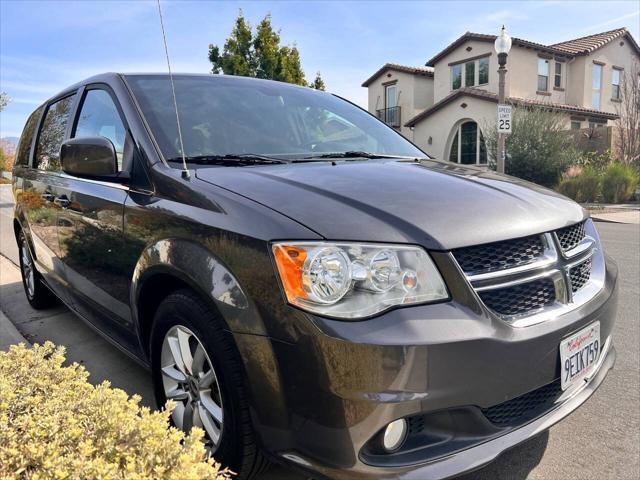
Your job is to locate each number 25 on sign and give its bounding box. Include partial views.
[497,105,512,134]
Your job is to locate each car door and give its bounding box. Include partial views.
[20,93,77,305]
[56,85,135,346]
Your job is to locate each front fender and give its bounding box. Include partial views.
[130,238,270,337]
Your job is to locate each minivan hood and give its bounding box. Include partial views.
[195,159,586,250]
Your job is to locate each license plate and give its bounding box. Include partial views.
[560,322,600,391]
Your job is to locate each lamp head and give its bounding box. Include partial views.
[494,25,512,55]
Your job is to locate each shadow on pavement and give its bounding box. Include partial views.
[455,431,549,479]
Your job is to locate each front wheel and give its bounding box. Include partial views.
[150,289,269,479]
[17,231,58,309]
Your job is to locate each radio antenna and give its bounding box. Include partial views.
[156,0,189,179]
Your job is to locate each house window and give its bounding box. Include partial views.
[479,57,489,84]
[465,61,475,87]
[592,63,602,109]
[612,68,622,99]
[384,84,399,127]
[554,62,562,88]
[571,121,581,130]
[448,121,487,165]
[538,59,549,91]
[452,64,462,90]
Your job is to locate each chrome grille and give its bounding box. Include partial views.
[479,279,555,317]
[570,258,592,293]
[452,235,545,275]
[557,221,586,252]
[453,219,604,327]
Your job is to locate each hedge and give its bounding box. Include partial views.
[0,342,230,480]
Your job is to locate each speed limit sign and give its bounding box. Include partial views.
[497,105,512,134]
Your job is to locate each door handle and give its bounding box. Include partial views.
[41,192,55,202]
[54,195,70,208]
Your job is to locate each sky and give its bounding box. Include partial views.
[1,0,639,138]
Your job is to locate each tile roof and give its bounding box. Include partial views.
[425,28,639,66]
[361,62,434,87]
[551,28,638,55]
[404,87,618,127]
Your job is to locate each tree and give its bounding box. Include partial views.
[309,71,326,91]
[615,60,640,166]
[0,92,9,112]
[483,106,578,188]
[0,147,5,172]
[208,11,254,77]
[208,11,324,89]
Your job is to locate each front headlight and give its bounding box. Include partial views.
[272,242,449,319]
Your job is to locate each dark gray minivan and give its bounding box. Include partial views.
[12,73,617,479]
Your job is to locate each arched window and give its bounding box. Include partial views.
[448,121,487,165]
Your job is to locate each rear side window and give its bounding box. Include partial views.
[15,106,43,166]
[35,94,76,171]
[73,89,126,171]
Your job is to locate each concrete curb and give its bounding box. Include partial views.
[0,309,29,350]
[0,253,30,350]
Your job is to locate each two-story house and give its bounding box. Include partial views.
[363,27,639,164]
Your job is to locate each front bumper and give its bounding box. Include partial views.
[236,254,618,480]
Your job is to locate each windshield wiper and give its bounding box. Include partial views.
[167,154,288,165]
[299,151,410,160]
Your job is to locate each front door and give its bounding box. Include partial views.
[23,94,77,304]
[56,87,135,349]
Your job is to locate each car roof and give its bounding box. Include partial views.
[43,72,320,107]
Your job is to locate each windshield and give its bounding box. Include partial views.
[125,75,424,163]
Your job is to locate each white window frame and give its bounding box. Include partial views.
[449,121,487,165]
[592,63,603,109]
[538,59,549,92]
[612,67,622,100]
[554,62,562,88]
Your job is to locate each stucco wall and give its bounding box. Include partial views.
[574,39,639,114]
[507,48,569,104]
[366,69,433,137]
[432,40,498,102]
[410,97,498,160]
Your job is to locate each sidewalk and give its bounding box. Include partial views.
[590,210,640,224]
[0,254,155,405]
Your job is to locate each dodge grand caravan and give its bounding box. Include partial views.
[12,73,617,479]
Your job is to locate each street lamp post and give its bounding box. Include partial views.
[494,25,512,174]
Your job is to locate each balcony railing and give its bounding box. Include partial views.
[376,106,401,128]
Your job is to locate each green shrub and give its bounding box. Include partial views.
[0,342,230,480]
[577,150,615,173]
[602,162,638,203]
[557,166,601,202]
[484,106,578,187]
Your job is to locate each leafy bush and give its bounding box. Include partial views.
[558,166,601,202]
[602,162,638,203]
[576,149,615,173]
[0,342,230,480]
[484,106,578,187]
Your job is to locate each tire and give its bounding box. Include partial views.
[150,289,269,479]
[17,231,58,309]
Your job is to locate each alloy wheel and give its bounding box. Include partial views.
[20,241,35,298]
[161,325,224,452]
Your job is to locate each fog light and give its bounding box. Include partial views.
[382,419,407,452]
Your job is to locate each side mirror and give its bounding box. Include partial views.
[61,137,122,181]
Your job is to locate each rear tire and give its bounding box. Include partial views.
[150,289,269,479]
[17,231,58,310]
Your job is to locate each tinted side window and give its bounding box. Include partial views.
[35,94,76,171]
[73,89,126,171]
[15,106,44,166]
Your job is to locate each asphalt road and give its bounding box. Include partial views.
[1,183,638,479]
